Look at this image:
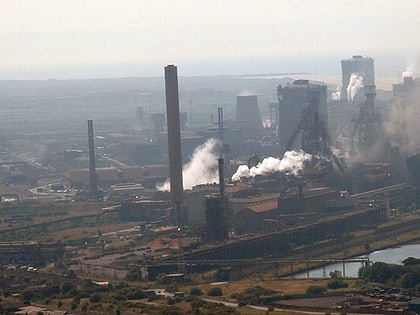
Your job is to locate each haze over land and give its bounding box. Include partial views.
[0,0,419,80]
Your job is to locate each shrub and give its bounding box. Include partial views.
[327,278,349,289]
[329,270,342,278]
[190,287,203,296]
[156,273,167,284]
[208,287,223,296]
[305,285,326,296]
[126,290,146,300]
[62,281,74,294]
[114,294,126,301]
[72,297,80,305]
[235,286,277,306]
[89,294,102,303]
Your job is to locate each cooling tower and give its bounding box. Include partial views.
[164,65,184,206]
[236,95,263,129]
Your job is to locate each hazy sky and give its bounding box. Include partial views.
[1,0,419,79]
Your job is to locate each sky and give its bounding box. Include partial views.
[1,0,419,79]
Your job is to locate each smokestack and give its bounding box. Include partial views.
[87,120,97,199]
[164,65,184,209]
[218,107,224,142]
[218,158,225,199]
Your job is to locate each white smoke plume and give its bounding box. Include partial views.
[157,138,220,191]
[347,73,364,102]
[231,150,311,182]
[238,89,255,96]
[402,66,414,78]
[331,86,341,101]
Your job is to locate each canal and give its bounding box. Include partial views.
[294,243,420,278]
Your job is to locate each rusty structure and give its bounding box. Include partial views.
[351,85,382,155]
[0,241,64,266]
[277,80,345,173]
[144,179,417,280]
[205,156,229,242]
[277,80,328,155]
[147,204,389,279]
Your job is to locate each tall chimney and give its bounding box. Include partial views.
[87,120,97,199]
[164,65,184,212]
[218,158,225,199]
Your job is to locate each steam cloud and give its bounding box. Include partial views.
[231,150,311,181]
[347,73,364,102]
[331,86,341,101]
[238,89,255,96]
[157,138,220,191]
[385,78,420,156]
[402,66,414,78]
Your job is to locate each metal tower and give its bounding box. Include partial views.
[351,85,382,154]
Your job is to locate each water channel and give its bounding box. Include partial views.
[294,243,420,278]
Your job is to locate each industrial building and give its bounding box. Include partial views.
[3,59,420,283]
[341,55,375,102]
[393,76,415,96]
[205,193,228,242]
[235,199,278,234]
[277,80,328,154]
[0,241,64,266]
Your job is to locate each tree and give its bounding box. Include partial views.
[71,302,78,310]
[327,278,349,289]
[156,273,167,284]
[208,287,223,296]
[89,294,102,303]
[400,272,420,288]
[402,257,420,266]
[22,289,34,305]
[358,262,396,283]
[62,281,74,294]
[190,287,203,296]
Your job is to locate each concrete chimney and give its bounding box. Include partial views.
[164,65,184,207]
[87,120,97,199]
